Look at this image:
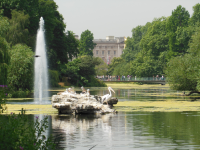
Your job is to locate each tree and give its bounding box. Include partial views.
[167,5,190,57]
[79,29,96,56]
[165,54,197,91]
[189,3,200,26]
[165,26,200,92]
[5,10,30,46]
[107,57,124,75]
[7,44,34,90]
[61,56,101,86]
[95,57,108,76]
[0,0,40,48]
[65,31,79,61]
[0,13,10,85]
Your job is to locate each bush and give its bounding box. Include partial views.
[11,90,27,98]
[0,113,57,150]
[86,76,107,87]
[49,70,60,87]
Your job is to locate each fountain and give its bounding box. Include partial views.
[34,17,49,103]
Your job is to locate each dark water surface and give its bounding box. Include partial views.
[6,85,200,149]
[49,111,200,150]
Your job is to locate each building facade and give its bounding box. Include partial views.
[93,36,125,64]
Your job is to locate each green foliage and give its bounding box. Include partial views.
[107,57,124,75]
[0,86,7,113]
[61,56,103,86]
[5,10,30,46]
[49,69,59,87]
[189,3,200,26]
[113,62,131,76]
[167,5,190,58]
[79,29,96,56]
[11,89,29,98]
[66,31,79,60]
[95,57,108,75]
[85,76,107,87]
[0,113,57,150]
[165,55,197,91]
[8,44,34,91]
[0,0,40,48]
[165,26,200,91]
[0,14,10,85]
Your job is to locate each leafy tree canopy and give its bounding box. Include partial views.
[5,10,30,46]
[7,44,34,91]
[107,57,124,75]
[167,5,190,58]
[189,3,200,26]
[79,29,96,56]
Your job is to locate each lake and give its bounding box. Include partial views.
[5,84,200,149]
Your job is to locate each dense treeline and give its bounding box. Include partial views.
[108,3,200,92]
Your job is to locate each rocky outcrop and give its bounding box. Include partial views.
[52,94,118,114]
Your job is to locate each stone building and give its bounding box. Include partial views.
[93,36,125,64]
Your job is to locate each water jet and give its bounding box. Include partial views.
[34,17,49,103]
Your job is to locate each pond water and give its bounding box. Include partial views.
[6,84,200,149]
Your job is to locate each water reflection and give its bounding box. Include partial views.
[50,112,200,150]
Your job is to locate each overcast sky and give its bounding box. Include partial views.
[54,0,199,39]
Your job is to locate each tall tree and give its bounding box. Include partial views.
[167,5,190,57]
[79,29,96,56]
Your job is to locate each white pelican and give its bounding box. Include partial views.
[80,88,90,98]
[69,87,76,94]
[81,86,87,94]
[101,87,115,105]
[61,88,76,97]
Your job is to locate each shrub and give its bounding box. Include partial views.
[49,69,60,87]
[86,76,107,87]
[0,113,57,150]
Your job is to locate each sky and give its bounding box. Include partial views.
[54,0,199,39]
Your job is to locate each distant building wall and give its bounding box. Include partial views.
[93,36,125,64]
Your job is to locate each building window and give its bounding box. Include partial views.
[108,51,110,55]
[96,51,98,55]
[102,51,104,55]
[114,51,116,55]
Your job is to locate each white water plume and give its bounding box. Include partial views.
[34,17,49,103]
